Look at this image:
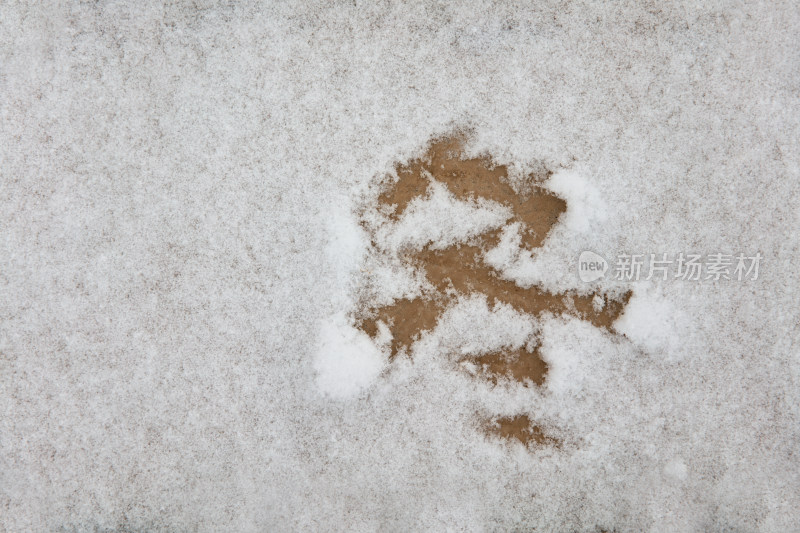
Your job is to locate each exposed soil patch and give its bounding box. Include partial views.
[356,135,631,446]
[470,344,549,387]
[488,415,554,446]
[358,296,444,359]
[378,136,564,249]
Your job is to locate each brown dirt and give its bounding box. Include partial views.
[404,236,631,333]
[488,415,554,446]
[378,136,565,249]
[358,296,444,359]
[470,344,549,387]
[356,134,631,446]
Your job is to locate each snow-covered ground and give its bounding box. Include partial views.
[2,2,799,531]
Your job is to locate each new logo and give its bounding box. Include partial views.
[578,251,608,282]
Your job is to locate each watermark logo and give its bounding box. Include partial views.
[578,251,761,282]
[578,250,609,282]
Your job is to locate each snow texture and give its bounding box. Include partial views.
[314,312,385,400]
[1,1,799,532]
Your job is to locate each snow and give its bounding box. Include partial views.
[1,1,799,532]
[377,180,510,253]
[314,312,385,400]
[614,285,693,359]
[545,169,609,235]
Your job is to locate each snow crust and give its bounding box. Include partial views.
[1,1,799,532]
[314,312,385,400]
[375,180,511,252]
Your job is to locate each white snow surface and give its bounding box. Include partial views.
[1,2,799,532]
[314,312,385,400]
[374,180,511,253]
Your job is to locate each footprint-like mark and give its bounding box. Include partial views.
[355,135,631,446]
